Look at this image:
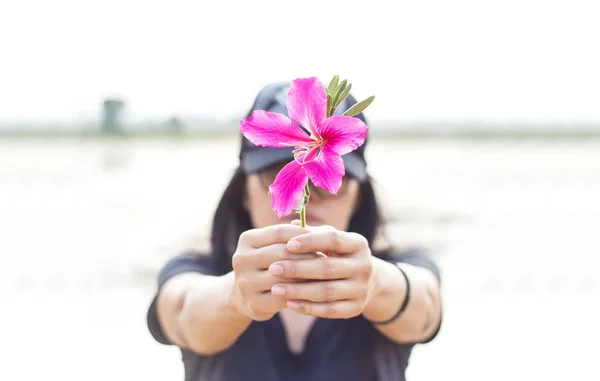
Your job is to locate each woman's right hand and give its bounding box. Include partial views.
[229,224,317,321]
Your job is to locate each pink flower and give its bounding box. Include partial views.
[240,77,368,218]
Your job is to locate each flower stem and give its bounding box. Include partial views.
[300,183,310,227]
[300,204,306,227]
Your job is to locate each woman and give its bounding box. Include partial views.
[146,81,443,381]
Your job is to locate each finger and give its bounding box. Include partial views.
[269,257,358,280]
[248,293,288,318]
[240,270,309,292]
[239,268,315,292]
[251,243,321,269]
[271,280,364,302]
[237,270,281,293]
[233,243,319,270]
[286,300,362,319]
[286,230,367,255]
[290,220,336,232]
[239,224,310,248]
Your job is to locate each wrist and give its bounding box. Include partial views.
[178,271,252,355]
[362,259,408,322]
[223,272,252,321]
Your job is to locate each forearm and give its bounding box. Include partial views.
[157,271,252,355]
[362,258,442,343]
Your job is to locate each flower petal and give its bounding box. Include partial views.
[268,160,308,218]
[240,110,313,148]
[316,115,368,155]
[302,147,345,195]
[297,146,320,164]
[287,77,327,138]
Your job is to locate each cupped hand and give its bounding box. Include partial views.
[230,224,318,321]
[268,222,377,319]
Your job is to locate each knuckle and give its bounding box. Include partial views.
[321,282,336,299]
[276,243,290,260]
[238,230,252,246]
[355,233,369,248]
[272,225,285,242]
[321,259,336,278]
[238,230,249,242]
[236,276,252,292]
[350,304,363,317]
[356,283,369,299]
[296,303,309,314]
[358,259,373,278]
[231,251,245,270]
[232,250,255,270]
[325,304,338,317]
[284,284,296,297]
[328,230,344,250]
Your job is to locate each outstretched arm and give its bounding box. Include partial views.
[362,258,442,344]
[154,271,252,355]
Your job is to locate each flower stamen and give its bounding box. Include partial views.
[293,138,324,165]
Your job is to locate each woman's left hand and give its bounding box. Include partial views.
[267,225,377,319]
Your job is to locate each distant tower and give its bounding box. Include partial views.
[167,116,184,135]
[101,98,125,134]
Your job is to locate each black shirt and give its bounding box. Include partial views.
[146,250,442,381]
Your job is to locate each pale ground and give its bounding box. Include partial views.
[1,136,599,380]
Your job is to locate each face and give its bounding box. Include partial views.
[244,161,362,231]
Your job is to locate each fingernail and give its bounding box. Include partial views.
[287,240,301,250]
[270,264,284,275]
[287,301,299,309]
[271,285,286,295]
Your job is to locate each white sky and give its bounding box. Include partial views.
[0,0,599,125]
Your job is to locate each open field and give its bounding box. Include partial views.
[1,136,599,380]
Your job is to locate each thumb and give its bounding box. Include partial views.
[290,219,335,232]
[290,219,317,231]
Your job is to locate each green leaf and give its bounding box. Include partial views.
[327,75,339,96]
[334,83,352,110]
[334,79,347,98]
[330,80,348,115]
[292,199,304,214]
[342,95,375,117]
[292,187,310,213]
[326,94,333,117]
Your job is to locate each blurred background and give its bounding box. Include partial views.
[1,0,599,380]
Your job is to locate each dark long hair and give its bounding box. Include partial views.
[208,166,390,275]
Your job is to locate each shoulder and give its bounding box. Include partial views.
[156,250,216,289]
[147,251,215,345]
[374,247,442,283]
